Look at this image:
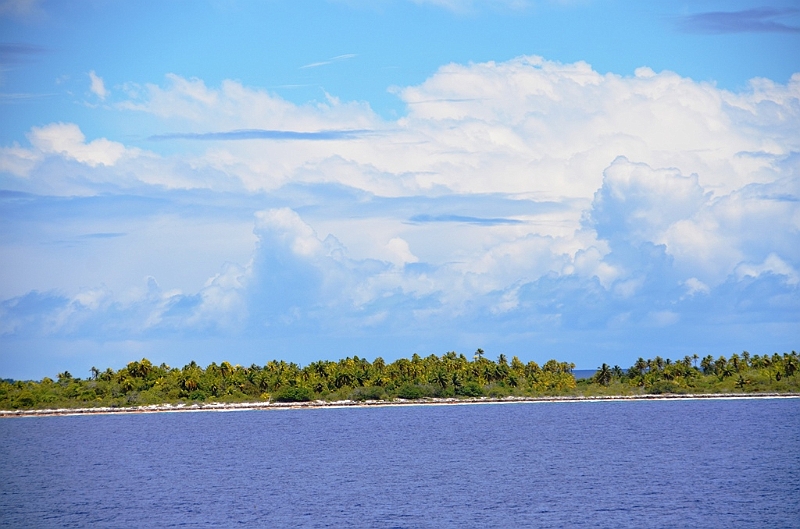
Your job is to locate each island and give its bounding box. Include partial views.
[1,349,798,416]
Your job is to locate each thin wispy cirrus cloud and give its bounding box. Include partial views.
[300,54,357,69]
[0,43,47,100]
[149,129,373,142]
[0,0,44,19]
[409,0,531,13]
[676,8,800,34]
[0,42,46,64]
[0,0,798,380]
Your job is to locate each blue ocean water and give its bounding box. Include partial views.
[1,398,799,528]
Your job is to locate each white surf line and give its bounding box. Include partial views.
[2,392,798,418]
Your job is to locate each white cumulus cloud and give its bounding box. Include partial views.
[27,122,126,167]
[89,70,108,100]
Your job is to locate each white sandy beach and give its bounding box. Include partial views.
[2,392,798,418]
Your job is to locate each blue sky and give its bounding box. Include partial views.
[1,0,799,379]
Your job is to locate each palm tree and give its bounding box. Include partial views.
[334,371,353,389]
[373,357,386,373]
[510,356,525,374]
[721,364,734,379]
[432,370,449,389]
[220,361,233,379]
[183,378,198,392]
[450,371,463,391]
[730,353,741,372]
[595,364,612,386]
[633,357,647,375]
[714,356,728,375]
[119,376,135,392]
[783,353,798,377]
[481,362,496,383]
[507,373,519,388]
[700,355,714,375]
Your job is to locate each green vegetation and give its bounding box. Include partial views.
[0,350,797,411]
[577,351,799,397]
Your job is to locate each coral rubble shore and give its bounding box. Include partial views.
[2,393,797,418]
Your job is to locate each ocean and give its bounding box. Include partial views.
[1,398,798,528]
[572,369,597,379]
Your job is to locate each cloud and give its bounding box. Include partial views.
[2,56,799,375]
[661,172,800,284]
[149,129,373,141]
[88,71,108,100]
[0,0,44,19]
[735,253,799,285]
[2,191,798,374]
[384,237,419,266]
[78,232,126,239]
[409,0,531,13]
[0,92,53,102]
[589,157,708,245]
[0,122,248,193]
[0,265,249,338]
[0,42,47,92]
[392,57,800,199]
[300,53,357,69]
[682,277,710,297]
[26,123,126,167]
[0,42,46,64]
[408,214,523,225]
[676,8,800,34]
[97,58,800,201]
[119,74,379,133]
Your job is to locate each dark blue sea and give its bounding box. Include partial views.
[1,398,799,528]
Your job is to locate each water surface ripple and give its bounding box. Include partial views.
[1,398,798,528]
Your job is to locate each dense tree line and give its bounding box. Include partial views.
[587,351,799,395]
[1,349,797,410]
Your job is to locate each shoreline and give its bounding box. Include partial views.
[2,392,798,418]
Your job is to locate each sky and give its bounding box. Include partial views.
[1,0,799,380]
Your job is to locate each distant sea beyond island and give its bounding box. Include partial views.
[1,349,797,414]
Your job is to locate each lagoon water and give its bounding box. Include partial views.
[1,398,799,528]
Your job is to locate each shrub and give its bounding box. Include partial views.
[188,390,207,401]
[348,386,385,401]
[273,386,313,402]
[396,384,423,399]
[486,384,511,398]
[396,384,438,399]
[457,381,484,397]
[647,381,685,395]
[14,391,36,409]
